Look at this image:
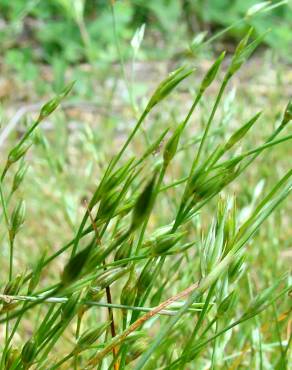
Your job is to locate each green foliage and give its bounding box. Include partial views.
[0,20,291,370]
[0,0,291,69]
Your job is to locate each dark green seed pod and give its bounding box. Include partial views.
[97,190,120,219]
[10,200,26,237]
[94,267,129,289]
[137,262,155,295]
[152,232,183,255]
[224,112,261,151]
[146,67,194,112]
[130,173,157,231]
[11,162,29,193]
[8,141,32,165]
[61,244,93,286]
[101,158,134,195]
[21,338,37,366]
[217,290,238,317]
[37,81,74,121]
[163,124,183,166]
[61,294,80,320]
[228,254,245,282]
[126,337,150,364]
[121,271,137,307]
[114,237,133,262]
[200,51,225,92]
[74,322,110,353]
[85,285,104,302]
[3,274,23,296]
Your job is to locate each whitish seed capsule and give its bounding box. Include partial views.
[10,200,26,237]
[282,100,292,126]
[21,338,37,365]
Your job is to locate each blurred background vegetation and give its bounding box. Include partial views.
[0,0,291,72]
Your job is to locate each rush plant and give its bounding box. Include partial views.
[0,30,291,369]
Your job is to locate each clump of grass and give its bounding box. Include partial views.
[0,30,291,369]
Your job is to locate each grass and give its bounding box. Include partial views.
[0,29,291,369]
